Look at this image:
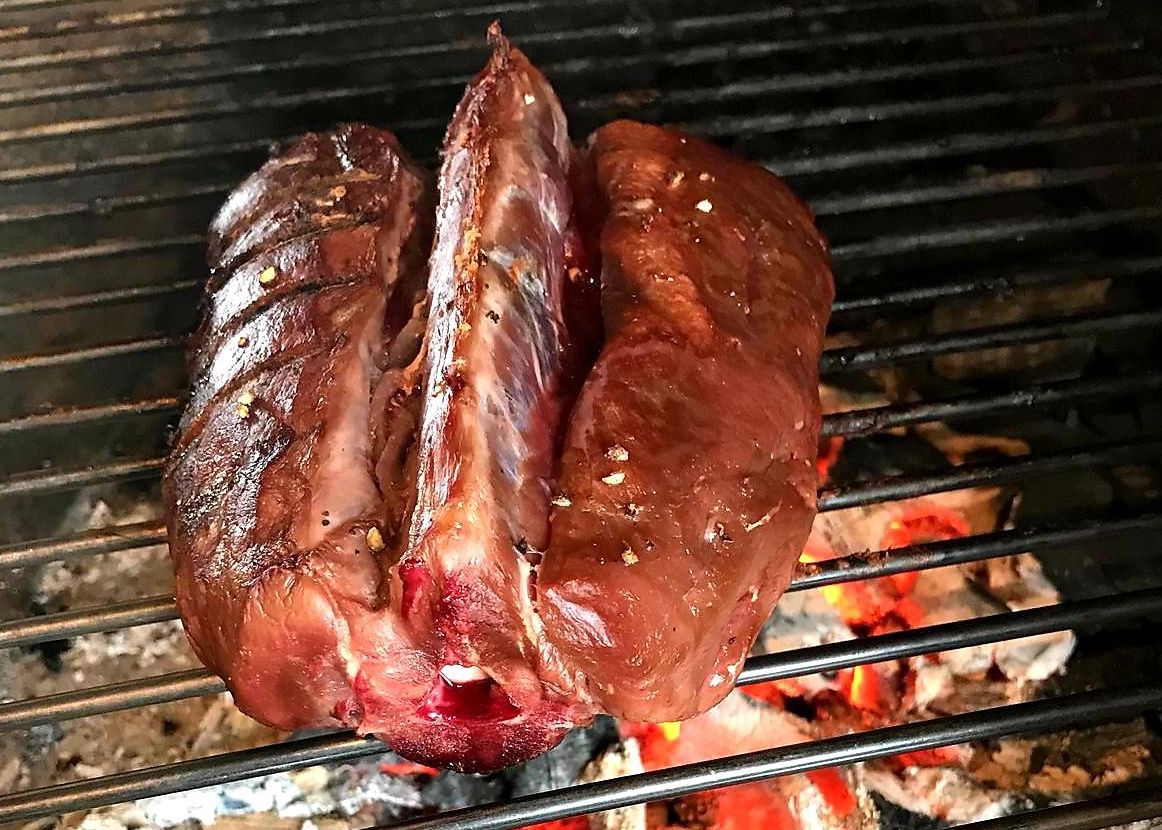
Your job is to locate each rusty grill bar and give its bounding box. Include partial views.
[1,0,1161,827]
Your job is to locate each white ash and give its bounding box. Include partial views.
[1,489,282,826]
[861,765,1018,823]
[133,762,423,829]
[759,588,853,699]
[910,553,1076,688]
[582,738,647,830]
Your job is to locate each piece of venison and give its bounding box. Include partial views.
[167,39,833,774]
[539,121,834,721]
[379,27,600,770]
[165,125,433,734]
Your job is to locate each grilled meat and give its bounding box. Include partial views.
[540,121,832,721]
[165,123,432,733]
[166,30,832,773]
[356,28,599,771]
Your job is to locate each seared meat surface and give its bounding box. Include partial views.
[361,29,597,771]
[540,122,832,721]
[165,31,832,772]
[166,124,432,732]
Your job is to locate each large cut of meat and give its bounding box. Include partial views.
[165,29,832,772]
[539,120,833,722]
[166,123,433,734]
[355,30,599,769]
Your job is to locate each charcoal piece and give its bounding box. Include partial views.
[507,716,620,797]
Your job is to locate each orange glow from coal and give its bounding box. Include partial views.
[847,665,880,712]
[709,783,798,830]
[879,505,970,550]
[618,721,678,768]
[740,680,784,707]
[891,746,961,769]
[660,721,682,742]
[816,436,845,482]
[378,761,438,777]
[806,769,857,817]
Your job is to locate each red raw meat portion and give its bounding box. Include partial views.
[539,121,833,721]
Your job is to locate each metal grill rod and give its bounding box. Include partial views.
[5,303,1152,385]
[0,181,231,224]
[738,587,1162,686]
[0,520,166,570]
[0,0,648,45]
[0,457,164,498]
[820,373,1162,439]
[4,584,1159,733]
[9,193,1158,287]
[817,434,1162,512]
[0,595,175,649]
[819,310,1162,374]
[813,162,1162,218]
[0,684,1155,822]
[0,730,383,823]
[0,0,361,42]
[0,6,1102,76]
[956,786,1162,830]
[3,429,1158,517]
[2,371,1155,565]
[792,512,1162,592]
[689,75,1162,138]
[0,398,178,436]
[6,37,1140,148]
[831,255,1162,315]
[0,236,199,273]
[7,106,1158,190]
[1,253,1151,331]
[385,686,1162,830]
[2,365,1151,463]
[830,207,1162,262]
[1,29,1135,111]
[0,280,199,319]
[4,153,1153,237]
[0,669,223,732]
[770,114,1162,177]
[9,62,1148,158]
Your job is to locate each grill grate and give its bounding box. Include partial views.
[1,0,1161,827]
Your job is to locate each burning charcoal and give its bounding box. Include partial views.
[421,769,508,811]
[627,691,878,830]
[931,281,1110,384]
[509,716,620,797]
[868,792,949,830]
[862,764,1016,824]
[759,588,856,700]
[581,739,648,830]
[826,434,951,487]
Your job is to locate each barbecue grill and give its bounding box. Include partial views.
[1,0,1161,827]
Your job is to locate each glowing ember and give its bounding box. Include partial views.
[378,761,439,777]
[660,721,682,742]
[805,769,857,818]
[800,500,972,632]
[816,436,844,480]
[846,664,880,713]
